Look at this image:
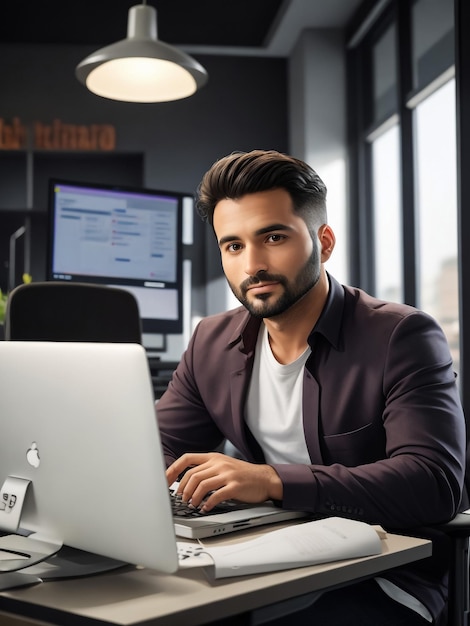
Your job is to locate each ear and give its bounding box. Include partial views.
[318,224,336,263]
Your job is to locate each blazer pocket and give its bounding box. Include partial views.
[322,420,385,466]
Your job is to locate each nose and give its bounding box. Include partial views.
[244,245,268,277]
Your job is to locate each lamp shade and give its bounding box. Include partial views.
[75,4,208,103]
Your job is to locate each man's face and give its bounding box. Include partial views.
[213,189,323,319]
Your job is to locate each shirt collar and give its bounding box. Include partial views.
[307,273,344,351]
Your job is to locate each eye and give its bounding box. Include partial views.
[227,242,243,253]
[266,234,286,243]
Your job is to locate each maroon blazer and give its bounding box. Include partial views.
[157,274,466,621]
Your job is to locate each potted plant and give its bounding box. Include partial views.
[0,274,33,333]
[0,289,6,326]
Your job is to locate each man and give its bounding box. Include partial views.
[157,150,466,625]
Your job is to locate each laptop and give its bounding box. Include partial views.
[170,483,306,540]
[0,342,305,562]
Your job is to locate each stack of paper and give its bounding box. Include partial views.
[177,516,384,578]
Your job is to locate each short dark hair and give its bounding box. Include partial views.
[196,150,327,232]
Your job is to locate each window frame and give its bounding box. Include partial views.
[346,0,467,403]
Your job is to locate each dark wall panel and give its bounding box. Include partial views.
[0,43,288,316]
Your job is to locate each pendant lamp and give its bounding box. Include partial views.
[75,2,208,103]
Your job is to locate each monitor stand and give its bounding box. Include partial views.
[18,544,128,579]
[0,533,62,572]
[0,476,127,578]
[0,476,63,572]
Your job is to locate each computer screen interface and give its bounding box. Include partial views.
[47,179,185,334]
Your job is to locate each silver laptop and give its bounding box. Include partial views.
[0,341,178,574]
[170,486,306,540]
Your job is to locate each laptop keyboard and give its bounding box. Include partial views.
[170,491,251,518]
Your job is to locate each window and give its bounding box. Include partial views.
[413,79,459,373]
[372,22,398,124]
[411,0,454,93]
[347,0,461,378]
[371,124,403,302]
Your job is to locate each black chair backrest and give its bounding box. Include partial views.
[4,282,142,343]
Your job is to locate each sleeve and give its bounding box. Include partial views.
[156,323,226,467]
[273,311,466,529]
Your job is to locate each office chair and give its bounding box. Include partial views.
[441,511,470,626]
[436,443,470,626]
[4,281,142,343]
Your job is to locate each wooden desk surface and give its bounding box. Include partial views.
[0,531,431,626]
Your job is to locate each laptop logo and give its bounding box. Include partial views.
[26,442,40,468]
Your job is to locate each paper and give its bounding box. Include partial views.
[178,517,383,579]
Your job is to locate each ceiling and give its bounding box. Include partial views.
[1,0,364,57]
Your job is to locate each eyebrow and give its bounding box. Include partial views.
[218,223,294,247]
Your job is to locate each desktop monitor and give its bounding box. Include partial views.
[0,341,178,574]
[47,179,187,334]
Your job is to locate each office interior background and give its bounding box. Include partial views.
[0,0,468,411]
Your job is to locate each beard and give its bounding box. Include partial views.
[228,248,321,319]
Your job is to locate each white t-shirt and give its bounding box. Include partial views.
[245,324,311,464]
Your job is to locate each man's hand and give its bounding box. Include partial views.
[166,452,283,512]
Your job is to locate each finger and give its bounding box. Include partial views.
[186,468,243,510]
[166,460,187,486]
[200,485,236,512]
[165,453,208,485]
[179,465,222,504]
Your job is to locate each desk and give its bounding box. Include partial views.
[0,531,431,626]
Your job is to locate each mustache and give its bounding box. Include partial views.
[240,272,286,292]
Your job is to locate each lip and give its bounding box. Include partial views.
[246,282,279,293]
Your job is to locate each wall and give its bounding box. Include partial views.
[0,43,288,358]
[203,29,350,322]
[289,29,348,285]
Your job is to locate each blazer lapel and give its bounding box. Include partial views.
[230,365,265,463]
[302,369,324,464]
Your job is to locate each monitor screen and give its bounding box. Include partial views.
[47,179,186,334]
